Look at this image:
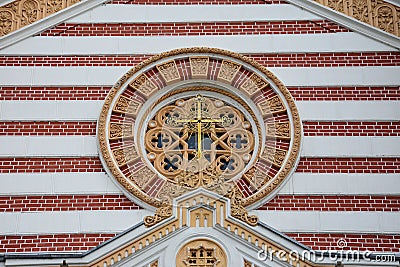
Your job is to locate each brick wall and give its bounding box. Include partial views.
[1,53,399,67]
[0,234,116,253]
[38,21,350,36]
[1,86,399,101]
[286,233,400,252]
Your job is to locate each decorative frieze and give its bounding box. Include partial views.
[314,0,400,36]
[113,95,141,116]
[217,60,241,83]
[0,0,81,36]
[156,60,181,84]
[257,95,286,116]
[189,56,209,78]
[261,146,288,167]
[240,73,269,97]
[129,165,155,188]
[266,122,291,140]
[128,73,158,97]
[108,122,133,140]
[112,145,139,167]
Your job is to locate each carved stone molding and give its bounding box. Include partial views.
[0,0,81,36]
[144,204,173,227]
[314,0,400,36]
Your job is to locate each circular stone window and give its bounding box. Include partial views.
[98,48,302,210]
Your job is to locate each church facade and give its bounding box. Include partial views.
[0,0,399,267]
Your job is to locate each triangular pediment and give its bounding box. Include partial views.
[3,189,393,267]
[0,0,399,50]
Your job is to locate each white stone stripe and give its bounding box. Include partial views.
[0,210,152,235]
[0,66,399,87]
[0,136,399,157]
[0,33,395,55]
[279,173,400,195]
[0,173,398,196]
[254,210,400,233]
[0,136,98,157]
[0,209,398,234]
[66,4,323,23]
[1,101,399,121]
[0,173,121,196]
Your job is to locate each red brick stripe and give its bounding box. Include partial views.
[296,158,400,173]
[0,233,398,253]
[259,195,400,212]
[1,121,398,136]
[0,86,109,100]
[1,194,397,212]
[289,86,400,101]
[1,86,398,101]
[38,21,349,37]
[0,157,104,173]
[0,195,140,212]
[0,157,398,173]
[286,233,400,252]
[2,53,398,67]
[109,0,284,4]
[303,121,400,136]
[0,122,97,136]
[0,233,116,253]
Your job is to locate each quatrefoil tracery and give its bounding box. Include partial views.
[144,95,254,188]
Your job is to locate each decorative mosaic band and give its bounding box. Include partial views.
[313,0,400,36]
[0,0,81,37]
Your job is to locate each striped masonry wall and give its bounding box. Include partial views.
[0,0,399,254]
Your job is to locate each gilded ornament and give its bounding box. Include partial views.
[128,73,158,97]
